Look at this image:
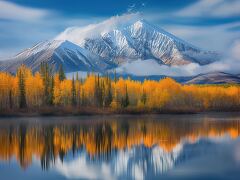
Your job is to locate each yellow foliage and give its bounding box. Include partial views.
[0,66,240,110]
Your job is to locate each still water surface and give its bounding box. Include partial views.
[0,113,240,180]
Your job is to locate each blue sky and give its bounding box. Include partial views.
[0,0,240,59]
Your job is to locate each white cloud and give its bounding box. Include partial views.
[0,19,59,59]
[127,4,136,12]
[115,59,196,76]
[0,9,239,77]
[54,156,115,180]
[230,39,240,60]
[116,39,240,77]
[55,13,141,45]
[163,22,240,52]
[177,0,240,18]
[0,0,49,21]
[115,59,237,77]
[0,13,108,59]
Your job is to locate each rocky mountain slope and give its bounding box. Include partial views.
[0,40,111,73]
[185,72,240,84]
[0,17,219,76]
[57,19,218,66]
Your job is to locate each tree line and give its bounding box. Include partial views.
[0,64,240,112]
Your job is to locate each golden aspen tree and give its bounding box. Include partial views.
[0,67,240,111]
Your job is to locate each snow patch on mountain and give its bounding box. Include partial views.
[0,13,222,76]
[0,40,111,73]
[56,14,218,67]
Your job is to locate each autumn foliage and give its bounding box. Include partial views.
[0,64,240,112]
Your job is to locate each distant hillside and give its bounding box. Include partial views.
[184,72,240,84]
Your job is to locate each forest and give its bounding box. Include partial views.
[0,64,240,114]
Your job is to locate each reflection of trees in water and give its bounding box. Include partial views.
[41,126,55,170]
[0,118,239,170]
[19,124,27,169]
[95,123,113,160]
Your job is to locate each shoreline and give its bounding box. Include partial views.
[0,107,239,118]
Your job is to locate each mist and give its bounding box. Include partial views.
[116,39,240,77]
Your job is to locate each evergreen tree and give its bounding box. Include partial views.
[76,72,79,82]
[141,90,147,105]
[40,62,54,106]
[9,90,13,109]
[94,74,103,107]
[104,76,112,107]
[75,72,80,106]
[48,76,54,105]
[71,77,77,106]
[125,85,129,107]
[58,64,66,81]
[121,85,129,108]
[81,89,85,106]
[114,70,117,83]
[18,70,27,108]
[94,76,98,106]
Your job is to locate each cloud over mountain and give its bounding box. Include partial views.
[177,0,240,18]
[0,1,49,21]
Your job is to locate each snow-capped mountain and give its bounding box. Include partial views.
[56,19,218,66]
[0,40,111,73]
[54,139,218,180]
[54,144,183,180]
[0,15,219,74]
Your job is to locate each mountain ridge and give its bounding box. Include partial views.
[57,19,218,66]
[185,72,240,84]
[0,17,219,76]
[0,40,112,73]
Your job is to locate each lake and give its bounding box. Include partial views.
[0,113,240,180]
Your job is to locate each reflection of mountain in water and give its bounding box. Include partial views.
[54,144,183,179]
[54,139,219,179]
[0,115,239,177]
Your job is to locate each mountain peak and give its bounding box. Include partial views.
[130,19,156,32]
[54,15,219,66]
[132,19,154,27]
[132,19,145,28]
[0,14,219,75]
